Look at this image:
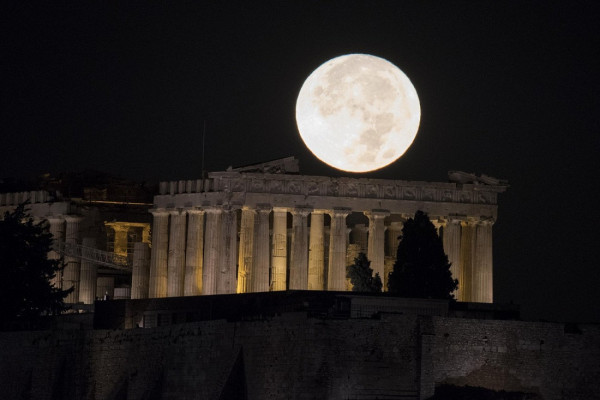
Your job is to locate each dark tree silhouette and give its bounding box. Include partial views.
[346,253,383,293]
[0,203,71,323]
[388,211,458,299]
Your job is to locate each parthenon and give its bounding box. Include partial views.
[0,158,507,304]
[144,157,507,302]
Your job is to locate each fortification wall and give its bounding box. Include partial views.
[430,317,600,399]
[1,314,598,400]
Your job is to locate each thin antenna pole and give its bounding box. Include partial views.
[202,120,206,179]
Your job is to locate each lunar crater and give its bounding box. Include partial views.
[296,54,420,172]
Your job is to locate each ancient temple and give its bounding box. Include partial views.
[139,157,507,302]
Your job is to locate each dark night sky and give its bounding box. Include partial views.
[2,1,599,322]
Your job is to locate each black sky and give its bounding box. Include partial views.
[2,1,599,322]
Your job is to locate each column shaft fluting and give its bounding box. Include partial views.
[365,210,389,283]
[308,211,325,290]
[63,215,82,303]
[202,208,222,295]
[47,217,64,289]
[443,218,462,300]
[149,211,169,298]
[131,242,151,299]
[290,207,311,290]
[217,208,238,294]
[184,210,204,296]
[271,207,288,291]
[167,211,187,297]
[473,219,494,303]
[459,219,477,302]
[251,206,271,293]
[327,209,350,291]
[237,208,255,293]
[79,237,97,304]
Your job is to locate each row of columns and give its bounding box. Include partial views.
[45,215,99,305]
[440,217,494,303]
[145,207,494,302]
[146,206,393,298]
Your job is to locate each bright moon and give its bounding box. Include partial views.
[296,54,421,172]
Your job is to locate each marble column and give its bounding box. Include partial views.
[237,207,255,293]
[79,237,97,304]
[459,219,477,302]
[131,242,151,299]
[473,218,494,303]
[384,220,404,291]
[63,215,82,303]
[442,217,463,300]
[47,217,64,289]
[251,205,271,293]
[217,207,238,294]
[202,208,222,295]
[327,208,350,291]
[184,210,204,296]
[271,207,288,291]
[290,207,311,290]
[167,210,187,297]
[350,224,368,254]
[149,210,169,298]
[365,209,390,283]
[308,210,325,290]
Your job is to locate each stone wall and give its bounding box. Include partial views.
[430,317,600,400]
[1,314,598,400]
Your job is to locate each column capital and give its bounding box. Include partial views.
[272,206,289,214]
[478,217,495,226]
[150,208,170,217]
[185,208,205,215]
[327,207,351,218]
[255,203,272,213]
[203,206,224,214]
[364,209,390,219]
[291,206,313,216]
[63,214,83,223]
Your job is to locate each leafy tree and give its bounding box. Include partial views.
[388,211,458,299]
[0,203,71,323]
[346,252,383,293]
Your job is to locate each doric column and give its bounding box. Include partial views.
[308,210,325,290]
[350,224,368,254]
[442,217,463,300]
[365,209,390,283]
[386,221,404,257]
[167,210,187,297]
[271,207,288,291]
[131,242,151,299]
[237,207,255,293]
[46,217,65,289]
[459,218,477,302]
[63,215,82,303]
[149,210,169,298]
[384,220,404,291]
[79,237,97,304]
[202,207,222,295]
[217,207,238,294]
[290,207,311,290]
[473,218,494,303]
[327,208,351,291]
[251,205,271,293]
[184,209,204,296]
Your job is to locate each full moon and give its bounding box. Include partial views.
[295,54,420,172]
